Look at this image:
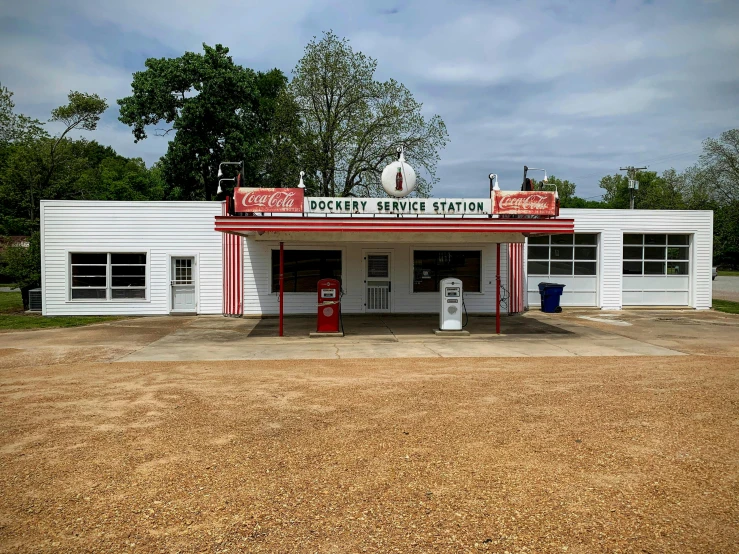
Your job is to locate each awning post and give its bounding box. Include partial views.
[496,243,501,335]
[279,241,284,337]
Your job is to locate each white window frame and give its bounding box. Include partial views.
[622,234,691,276]
[526,234,598,277]
[410,248,484,294]
[67,250,150,302]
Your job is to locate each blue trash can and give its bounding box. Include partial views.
[538,282,566,313]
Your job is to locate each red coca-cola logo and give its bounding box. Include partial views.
[235,188,304,213]
[494,191,556,215]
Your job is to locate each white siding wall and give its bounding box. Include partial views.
[41,201,223,316]
[556,209,713,310]
[243,239,506,315]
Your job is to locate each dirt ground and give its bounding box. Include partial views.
[1,355,737,553]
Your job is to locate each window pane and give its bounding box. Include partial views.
[645,234,666,245]
[550,246,572,260]
[575,234,597,245]
[271,250,342,293]
[72,276,106,287]
[668,234,689,245]
[71,253,106,264]
[623,261,642,275]
[72,265,107,276]
[575,247,596,260]
[666,262,689,275]
[112,276,146,287]
[367,255,389,278]
[112,265,146,276]
[624,234,643,245]
[551,234,573,245]
[527,261,549,275]
[667,247,689,260]
[528,236,549,244]
[527,246,549,259]
[644,247,666,260]
[574,262,597,275]
[550,262,573,275]
[623,246,642,259]
[112,289,146,299]
[413,251,481,292]
[71,289,106,299]
[111,253,147,264]
[644,261,666,275]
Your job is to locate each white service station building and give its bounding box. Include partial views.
[39,196,713,318]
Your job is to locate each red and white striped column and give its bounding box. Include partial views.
[222,200,244,316]
[508,243,525,314]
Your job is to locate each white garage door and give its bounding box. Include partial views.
[526,233,598,307]
[622,233,690,306]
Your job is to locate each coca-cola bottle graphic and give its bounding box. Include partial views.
[396,167,403,191]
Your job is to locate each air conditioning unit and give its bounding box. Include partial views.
[28,288,42,312]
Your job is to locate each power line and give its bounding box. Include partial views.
[620,166,648,210]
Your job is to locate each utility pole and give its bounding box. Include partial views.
[620,165,647,209]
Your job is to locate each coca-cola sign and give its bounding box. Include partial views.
[234,187,304,213]
[493,191,556,216]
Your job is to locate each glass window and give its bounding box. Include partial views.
[644,247,666,260]
[575,234,597,245]
[623,261,642,275]
[413,251,481,292]
[528,235,549,244]
[528,260,549,275]
[668,235,689,245]
[551,235,573,245]
[271,250,342,293]
[575,247,596,260]
[550,261,573,275]
[667,247,689,260]
[667,262,689,275]
[622,234,690,276]
[550,246,573,260]
[574,262,597,276]
[645,234,666,245]
[527,234,597,276]
[645,261,666,275]
[527,246,549,260]
[70,252,147,300]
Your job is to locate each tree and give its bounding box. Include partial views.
[543,175,576,206]
[288,31,449,197]
[698,129,739,203]
[4,231,40,309]
[118,44,288,200]
[598,170,685,210]
[0,84,46,145]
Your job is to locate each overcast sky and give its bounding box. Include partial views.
[1,0,737,198]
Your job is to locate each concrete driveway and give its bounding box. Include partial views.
[713,274,739,302]
[1,309,736,366]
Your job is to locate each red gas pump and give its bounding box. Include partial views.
[316,278,341,333]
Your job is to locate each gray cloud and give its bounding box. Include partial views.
[1,0,737,199]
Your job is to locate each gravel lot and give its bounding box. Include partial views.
[1,356,737,553]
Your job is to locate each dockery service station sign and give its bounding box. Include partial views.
[233,188,556,217]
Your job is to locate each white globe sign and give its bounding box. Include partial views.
[381,152,417,198]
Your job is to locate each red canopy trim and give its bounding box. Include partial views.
[215,216,574,234]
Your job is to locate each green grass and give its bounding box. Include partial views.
[0,291,124,330]
[0,291,23,312]
[713,299,739,314]
[718,269,739,277]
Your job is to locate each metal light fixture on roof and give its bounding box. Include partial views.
[298,171,305,189]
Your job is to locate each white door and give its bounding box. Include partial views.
[365,253,391,313]
[171,257,196,313]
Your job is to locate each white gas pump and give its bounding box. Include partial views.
[439,278,463,331]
